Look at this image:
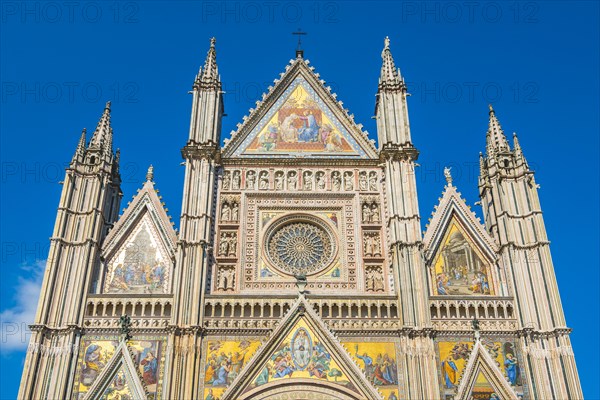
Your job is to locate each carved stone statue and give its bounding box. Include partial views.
[287,171,297,190]
[344,172,353,191]
[373,267,384,291]
[221,202,230,221]
[231,202,239,222]
[359,172,368,191]
[362,204,372,223]
[217,266,235,291]
[223,171,231,190]
[246,171,256,189]
[275,171,284,190]
[371,203,380,223]
[316,172,326,190]
[369,172,378,191]
[218,233,230,256]
[303,171,313,191]
[366,266,384,292]
[228,234,237,256]
[232,171,241,190]
[332,171,341,191]
[259,171,269,190]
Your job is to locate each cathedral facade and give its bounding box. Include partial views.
[18,38,582,400]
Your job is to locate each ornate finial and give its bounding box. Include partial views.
[384,36,390,50]
[146,165,154,182]
[488,104,494,114]
[119,314,132,341]
[294,273,307,294]
[105,100,111,110]
[444,167,452,185]
[210,37,216,47]
[472,317,480,341]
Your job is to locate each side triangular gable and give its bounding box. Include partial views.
[221,296,383,400]
[424,183,501,297]
[455,340,519,400]
[83,340,147,400]
[100,178,176,294]
[222,59,378,159]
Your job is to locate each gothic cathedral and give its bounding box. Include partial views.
[18,38,582,400]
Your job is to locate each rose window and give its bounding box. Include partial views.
[265,217,335,276]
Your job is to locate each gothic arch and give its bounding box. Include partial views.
[238,378,364,400]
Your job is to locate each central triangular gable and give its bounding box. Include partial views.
[232,77,366,158]
[220,296,383,399]
[223,59,378,159]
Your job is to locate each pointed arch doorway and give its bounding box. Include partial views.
[237,378,365,400]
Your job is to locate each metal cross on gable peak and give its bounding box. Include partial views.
[292,28,307,58]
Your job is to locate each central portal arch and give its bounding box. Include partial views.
[237,378,366,400]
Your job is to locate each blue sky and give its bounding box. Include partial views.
[1,1,598,398]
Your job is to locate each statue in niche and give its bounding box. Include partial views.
[331,171,341,191]
[366,266,384,292]
[364,232,381,257]
[259,171,269,190]
[359,172,368,191]
[274,171,284,190]
[371,203,380,223]
[303,171,313,191]
[246,171,256,189]
[362,204,372,223]
[218,233,230,256]
[222,171,231,190]
[217,266,235,291]
[369,172,378,191]
[221,202,231,221]
[316,172,326,190]
[287,171,298,190]
[232,171,241,190]
[344,171,354,191]
[231,202,239,222]
[228,233,237,257]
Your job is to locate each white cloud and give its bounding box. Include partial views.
[0,260,45,354]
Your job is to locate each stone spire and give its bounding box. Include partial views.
[486,105,510,155]
[72,128,87,162]
[89,101,113,154]
[197,37,220,88]
[378,36,404,92]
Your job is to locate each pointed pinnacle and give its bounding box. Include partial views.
[199,37,219,86]
[89,102,113,152]
[379,36,403,91]
[77,128,87,152]
[486,105,510,153]
[72,128,87,162]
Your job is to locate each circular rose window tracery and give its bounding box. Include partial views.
[265,216,336,276]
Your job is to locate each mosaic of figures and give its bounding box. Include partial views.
[438,339,523,399]
[344,341,399,399]
[72,336,165,399]
[431,221,495,296]
[238,82,363,156]
[221,168,380,193]
[245,321,355,395]
[104,221,170,294]
[203,339,262,399]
